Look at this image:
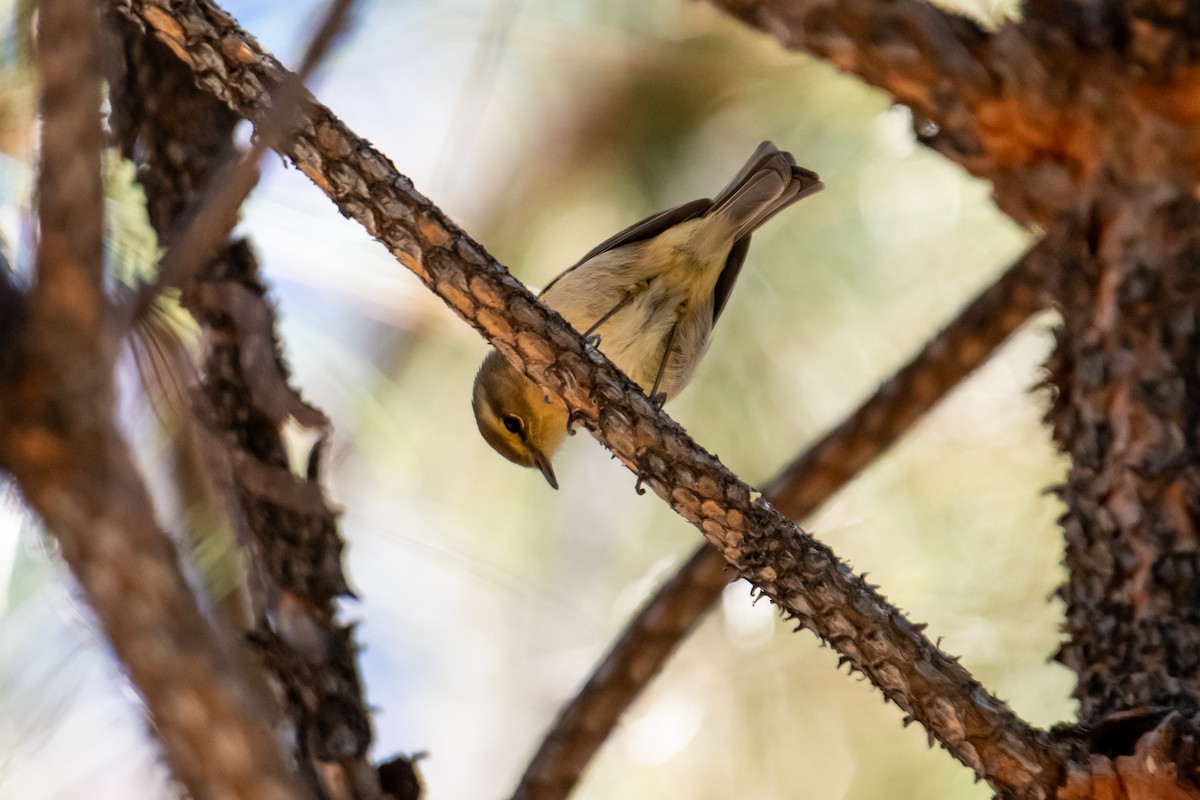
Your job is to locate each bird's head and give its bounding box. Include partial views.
[472,349,568,489]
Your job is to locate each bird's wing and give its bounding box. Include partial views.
[539,198,712,296]
[712,234,750,325]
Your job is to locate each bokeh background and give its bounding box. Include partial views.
[0,0,1075,798]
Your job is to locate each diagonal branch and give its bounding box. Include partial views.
[708,0,997,158]
[126,0,356,325]
[0,1,306,798]
[511,234,1059,800]
[763,241,1054,517]
[110,0,1064,795]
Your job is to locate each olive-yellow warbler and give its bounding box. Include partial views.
[472,142,822,488]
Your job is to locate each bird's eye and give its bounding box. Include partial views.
[502,415,524,435]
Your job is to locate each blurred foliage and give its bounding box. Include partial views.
[1,0,1072,799]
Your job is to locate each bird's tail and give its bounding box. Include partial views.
[708,141,823,241]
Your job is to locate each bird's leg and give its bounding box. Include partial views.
[647,303,686,408]
[582,280,650,347]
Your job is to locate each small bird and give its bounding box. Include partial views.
[473,141,823,488]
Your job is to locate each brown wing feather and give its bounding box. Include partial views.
[712,235,750,325]
[539,198,713,296]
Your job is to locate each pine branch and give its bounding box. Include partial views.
[125,0,356,325]
[0,1,306,798]
[511,232,1062,800]
[108,0,1065,794]
[763,240,1055,518]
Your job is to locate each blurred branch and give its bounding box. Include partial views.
[0,1,305,798]
[32,0,105,319]
[510,232,1064,800]
[109,8,393,798]
[710,0,994,106]
[108,0,1065,794]
[706,0,1107,229]
[762,240,1056,517]
[707,0,999,173]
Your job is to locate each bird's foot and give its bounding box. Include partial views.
[566,408,588,436]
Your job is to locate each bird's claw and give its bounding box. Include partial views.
[650,392,668,409]
[566,408,588,436]
[584,333,602,349]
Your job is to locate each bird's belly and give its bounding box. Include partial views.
[595,286,710,397]
[542,241,721,398]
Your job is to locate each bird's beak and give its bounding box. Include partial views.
[533,450,559,490]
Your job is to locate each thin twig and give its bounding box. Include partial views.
[510,234,1059,800]
[109,2,1066,795]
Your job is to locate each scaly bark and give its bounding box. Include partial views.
[1048,200,1200,723]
